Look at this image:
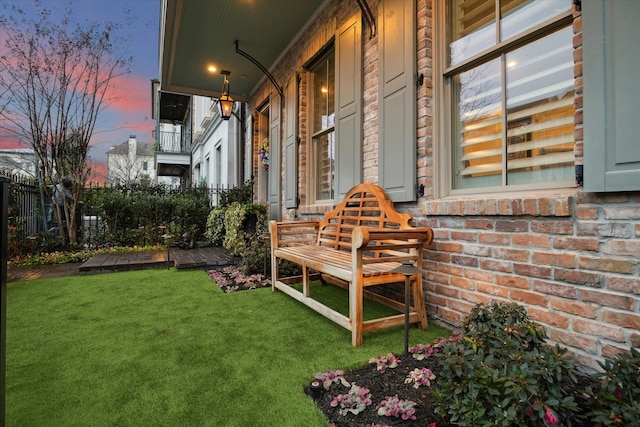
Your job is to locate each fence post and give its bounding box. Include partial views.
[0,176,8,427]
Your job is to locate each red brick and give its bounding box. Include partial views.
[510,289,547,307]
[554,198,571,216]
[554,268,602,287]
[573,318,624,341]
[451,255,478,267]
[549,328,597,353]
[465,268,493,282]
[514,263,552,279]
[426,272,448,285]
[438,241,463,253]
[451,230,477,241]
[607,276,640,294]
[434,284,458,298]
[580,289,634,310]
[603,206,640,220]
[578,256,633,274]
[602,310,640,330]
[630,332,640,349]
[575,205,598,220]
[524,198,538,216]
[463,244,492,257]
[464,219,494,230]
[603,240,640,257]
[531,251,576,268]
[602,344,630,360]
[533,280,577,299]
[553,236,599,252]
[460,291,489,305]
[496,274,529,289]
[478,232,510,245]
[480,259,512,273]
[427,294,448,307]
[493,247,528,261]
[539,198,552,216]
[451,276,474,290]
[439,263,464,277]
[512,233,550,248]
[528,307,569,328]
[495,220,528,232]
[434,307,463,324]
[550,297,596,318]
[531,220,574,235]
[577,222,631,238]
[448,299,475,315]
[427,250,450,262]
[477,281,509,297]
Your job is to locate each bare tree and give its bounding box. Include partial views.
[0,1,132,244]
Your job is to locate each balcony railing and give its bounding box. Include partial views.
[155,130,191,154]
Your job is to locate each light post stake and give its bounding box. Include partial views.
[391,261,423,356]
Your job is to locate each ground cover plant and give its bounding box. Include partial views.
[7,269,449,426]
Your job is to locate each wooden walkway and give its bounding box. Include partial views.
[79,247,238,272]
[7,247,238,283]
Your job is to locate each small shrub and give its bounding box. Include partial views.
[369,353,400,373]
[404,368,436,389]
[205,207,225,246]
[376,395,417,420]
[314,370,350,390]
[330,384,372,416]
[434,302,582,427]
[587,348,640,425]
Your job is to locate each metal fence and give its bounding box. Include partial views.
[2,172,250,254]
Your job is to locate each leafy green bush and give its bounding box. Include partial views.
[205,207,225,246]
[434,302,582,426]
[587,348,640,425]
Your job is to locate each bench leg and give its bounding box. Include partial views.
[302,265,310,297]
[412,274,428,329]
[349,280,364,346]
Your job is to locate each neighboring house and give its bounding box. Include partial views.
[107,136,156,185]
[160,0,640,369]
[190,95,244,194]
[0,148,38,178]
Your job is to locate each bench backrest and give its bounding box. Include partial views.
[317,183,413,252]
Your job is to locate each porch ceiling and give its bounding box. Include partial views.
[160,0,326,102]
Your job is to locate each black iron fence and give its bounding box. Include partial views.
[1,171,251,257]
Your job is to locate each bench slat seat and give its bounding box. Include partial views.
[270,183,434,346]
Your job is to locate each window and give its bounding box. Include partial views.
[142,161,148,172]
[444,0,574,192]
[308,48,335,202]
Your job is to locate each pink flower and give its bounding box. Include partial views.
[544,406,559,425]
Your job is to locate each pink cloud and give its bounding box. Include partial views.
[105,74,152,114]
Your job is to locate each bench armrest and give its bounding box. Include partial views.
[269,220,320,248]
[352,227,434,249]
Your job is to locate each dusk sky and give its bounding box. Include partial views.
[0,0,160,180]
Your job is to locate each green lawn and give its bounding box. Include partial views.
[7,269,449,426]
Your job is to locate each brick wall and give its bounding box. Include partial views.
[248,0,639,369]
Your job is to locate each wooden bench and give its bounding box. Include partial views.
[269,183,434,346]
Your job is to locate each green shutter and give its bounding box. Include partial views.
[378,0,416,202]
[584,0,640,192]
[268,92,281,220]
[284,73,298,209]
[335,14,362,201]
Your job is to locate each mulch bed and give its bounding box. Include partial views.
[307,353,452,427]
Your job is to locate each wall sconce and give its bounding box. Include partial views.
[218,70,235,120]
